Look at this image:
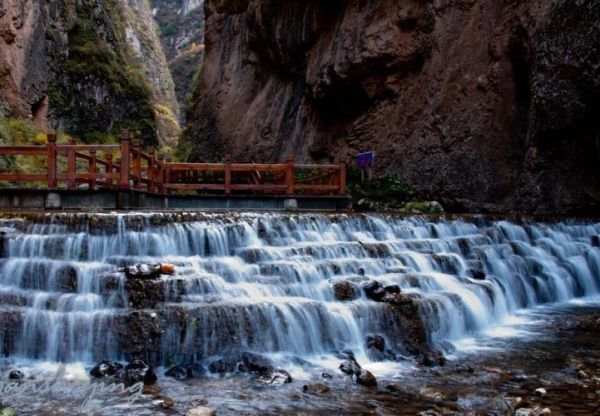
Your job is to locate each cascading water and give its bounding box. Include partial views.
[0,213,598,371]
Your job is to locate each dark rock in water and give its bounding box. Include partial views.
[366,334,385,351]
[165,363,205,381]
[561,315,600,332]
[256,368,292,385]
[8,370,24,380]
[339,360,361,376]
[157,395,175,409]
[357,268,365,276]
[363,280,386,301]
[122,359,157,386]
[125,278,165,309]
[167,364,189,380]
[356,369,377,387]
[240,352,274,374]
[122,263,162,280]
[303,383,330,394]
[591,235,600,247]
[288,356,313,368]
[336,349,356,361]
[385,285,401,294]
[416,349,446,367]
[208,355,240,373]
[321,372,333,379]
[90,360,123,378]
[332,280,360,301]
[469,269,486,280]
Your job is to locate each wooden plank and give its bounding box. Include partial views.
[57,173,120,180]
[165,163,226,171]
[57,145,120,152]
[0,147,46,155]
[162,183,226,190]
[294,164,341,170]
[230,184,287,191]
[0,173,48,181]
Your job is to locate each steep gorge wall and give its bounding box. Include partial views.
[150,0,205,111]
[188,0,600,214]
[0,0,179,147]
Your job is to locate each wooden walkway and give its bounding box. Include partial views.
[0,132,346,196]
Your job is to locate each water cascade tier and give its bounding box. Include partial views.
[0,213,598,369]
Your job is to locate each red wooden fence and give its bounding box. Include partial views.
[0,132,347,196]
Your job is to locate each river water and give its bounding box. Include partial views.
[0,213,598,414]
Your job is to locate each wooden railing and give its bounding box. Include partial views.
[0,132,347,196]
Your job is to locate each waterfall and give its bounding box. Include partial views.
[0,214,598,368]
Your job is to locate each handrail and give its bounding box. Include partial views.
[0,132,347,196]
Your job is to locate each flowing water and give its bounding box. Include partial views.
[0,213,599,413]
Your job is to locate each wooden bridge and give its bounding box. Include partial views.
[0,132,346,196]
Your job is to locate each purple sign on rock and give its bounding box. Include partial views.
[355,151,375,167]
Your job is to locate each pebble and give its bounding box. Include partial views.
[155,396,174,409]
[534,387,547,396]
[187,407,216,416]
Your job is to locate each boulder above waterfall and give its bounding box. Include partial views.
[332,280,360,301]
[120,263,175,279]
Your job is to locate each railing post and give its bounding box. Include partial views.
[132,139,142,189]
[47,133,57,190]
[156,154,164,194]
[89,150,97,190]
[224,154,231,195]
[66,139,77,189]
[339,162,347,195]
[106,153,114,187]
[119,131,130,190]
[147,147,155,193]
[286,156,294,195]
[165,156,172,195]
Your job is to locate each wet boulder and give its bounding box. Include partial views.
[89,360,123,379]
[122,263,162,279]
[121,359,157,386]
[240,352,274,373]
[469,269,486,280]
[332,280,360,301]
[366,334,385,351]
[321,372,333,379]
[339,359,361,376]
[208,353,241,373]
[356,369,377,387]
[8,370,24,380]
[125,278,165,309]
[416,349,446,367]
[591,235,599,247]
[121,263,175,280]
[255,368,293,385]
[384,285,401,294]
[165,363,206,381]
[362,280,386,301]
[303,383,330,394]
[186,407,216,416]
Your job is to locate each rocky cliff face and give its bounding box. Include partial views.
[188,0,600,214]
[0,0,179,147]
[150,0,205,109]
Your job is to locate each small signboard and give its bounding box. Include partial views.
[355,151,375,168]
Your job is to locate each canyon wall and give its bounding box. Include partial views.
[188,0,600,214]
[0,0,179,146]
[150,0,205,109]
